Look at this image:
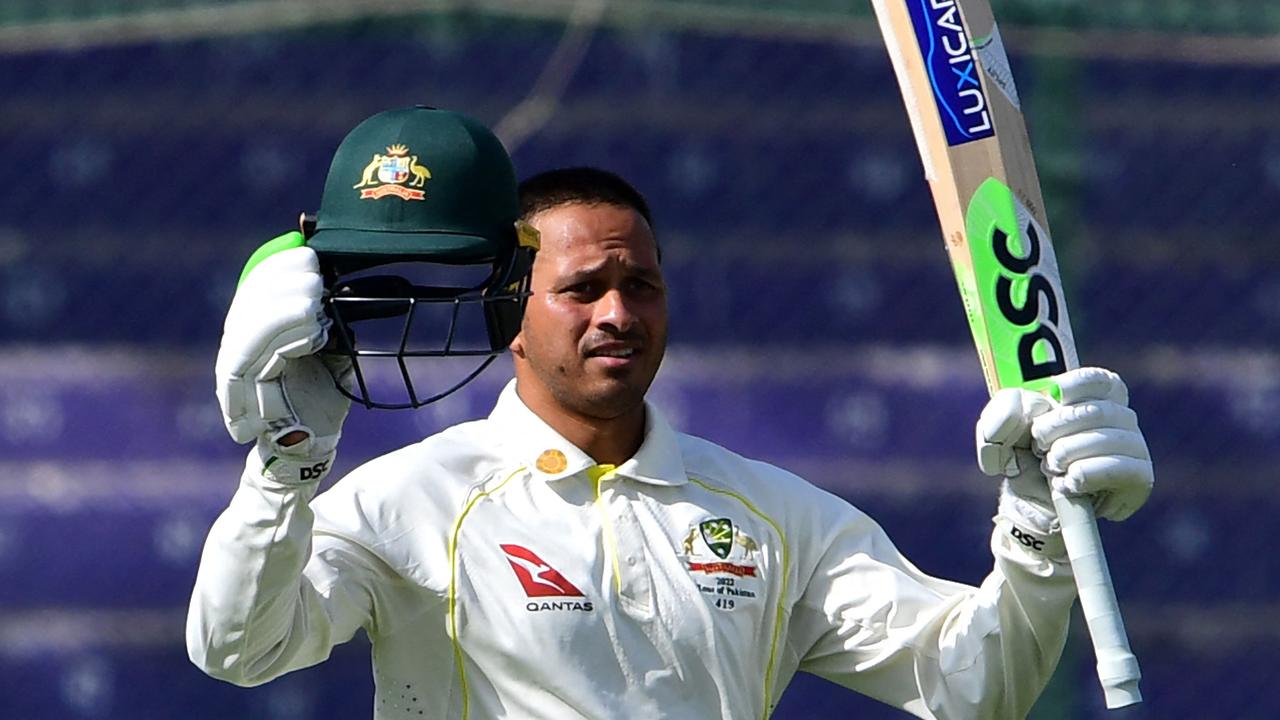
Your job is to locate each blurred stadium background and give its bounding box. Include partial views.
[2,0,1279,718]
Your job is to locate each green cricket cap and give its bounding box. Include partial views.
[308,106,519,264]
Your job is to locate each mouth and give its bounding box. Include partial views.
[585,342,642,367]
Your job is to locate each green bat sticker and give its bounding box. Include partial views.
[960,178,1077,399]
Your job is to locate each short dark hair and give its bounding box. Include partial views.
[518,167,657,258]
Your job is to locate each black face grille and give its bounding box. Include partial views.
[323,288,528,410]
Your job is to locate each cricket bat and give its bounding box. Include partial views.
[869,0,1142,709]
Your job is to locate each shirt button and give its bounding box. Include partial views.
[626,556,638,567]
[536,449,567,474]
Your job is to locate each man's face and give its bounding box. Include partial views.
[511,202,667,420]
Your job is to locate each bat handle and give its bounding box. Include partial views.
[1052,490,1142,709]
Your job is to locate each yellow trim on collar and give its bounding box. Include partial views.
[588,464,623,594]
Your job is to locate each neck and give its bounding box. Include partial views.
[515,383,647,466]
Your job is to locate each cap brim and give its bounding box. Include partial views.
[307,228,500,264]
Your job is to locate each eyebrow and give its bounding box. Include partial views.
[560,259,664,285]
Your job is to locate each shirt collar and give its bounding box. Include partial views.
[489,379,687,487]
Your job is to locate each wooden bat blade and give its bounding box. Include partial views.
[873,0,1077,396]
[870,0,1142,708]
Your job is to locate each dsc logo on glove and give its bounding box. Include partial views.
[1009,526,1045,551]
[300,460,330,481]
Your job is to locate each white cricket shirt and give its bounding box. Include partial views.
[188,380,1077,719]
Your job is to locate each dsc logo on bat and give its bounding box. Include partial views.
[964,178,1074,389]
[989,215,1067,383]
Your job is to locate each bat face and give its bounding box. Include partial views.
[874,1,1142,708]
[872,0,1078,396]
[874,2,1142,711]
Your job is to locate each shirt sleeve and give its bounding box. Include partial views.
[788,503,1077,719]
[185,450,404,687]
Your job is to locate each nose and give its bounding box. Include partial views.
[594,287,637,333]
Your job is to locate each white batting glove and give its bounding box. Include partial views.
[1031,367,1154,522]
[976,387,1058,549]
[977,367,1154,547]
[214,244,352,484]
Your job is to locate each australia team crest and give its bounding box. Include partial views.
[353,144,431,200]
[682,517,762,610]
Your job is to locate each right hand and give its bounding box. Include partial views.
[214,243,351,481]
[977,367,1154,536]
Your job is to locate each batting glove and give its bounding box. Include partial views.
[1031,367,1154,522]
[976,386,1058,549]
[214,242,352,484]
[977,367,1154,546]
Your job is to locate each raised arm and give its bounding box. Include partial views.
[187,237,369,686]
[791,367,1153,718]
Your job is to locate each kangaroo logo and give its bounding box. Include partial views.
[353,144,430,201]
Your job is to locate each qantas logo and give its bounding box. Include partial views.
[500,544,584,598]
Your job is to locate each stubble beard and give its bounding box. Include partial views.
[548,360,654,421]
[519,321,666,421]
[528,347,662,422]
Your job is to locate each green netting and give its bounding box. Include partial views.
[5,0,1280,36]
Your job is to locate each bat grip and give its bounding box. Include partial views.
[1053,490,1142,709]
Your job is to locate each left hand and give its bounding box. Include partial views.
[214,245,352,477]
[1031,367,1154,522]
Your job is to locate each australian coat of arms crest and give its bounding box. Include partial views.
[353,144,431,200]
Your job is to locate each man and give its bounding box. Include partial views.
[189,111,1154,719]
